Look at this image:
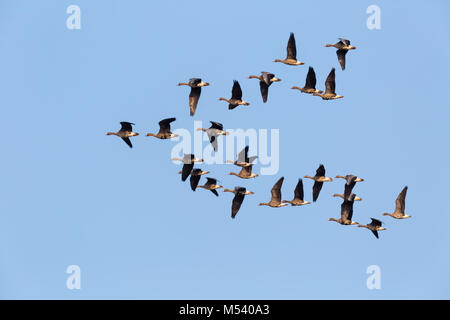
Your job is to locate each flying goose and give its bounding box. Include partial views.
[248,72,281,103]
[171,154,204,181]
[106,122,139,148]
[177,168,209,191]
[197,121,229,152]
[282,178,311,206]
[177,78,210,116]
[223,186,254,218]
[146,117,178,139]
[226,146,257,167]
[197,177,223,196]
[358,218,386,239]
[304,164,333,202]
[325,38,356,70]
[259,177,288,207]
[273,32,305,66]
[329,193,359,225]
[382,186,411,219]
[333,174,364,200]
[291,66,323,94]
[218,80,250,110]
[312,68,343,100]
[229,164,258,179]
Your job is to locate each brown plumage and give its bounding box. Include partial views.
[312,68,343,100]
[273,32,304,66]
[106,121,139,148]
[259,177,288,207]
[178,78,209,116]
[382,186,411,219]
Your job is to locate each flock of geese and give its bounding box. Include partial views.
[106,33,411,239]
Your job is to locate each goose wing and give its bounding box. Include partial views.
[237,146,249,163]
[205,177,217,186]
[232,188,246,218]
[189,87,201,116]
[325,68,336,95]
[304,67,317,89]
[209,121,224,131]
[286,32,297,60]
[231,80,243,100]
[340,199,354,222]
[315,164,326,177]
[270,177,284,202]
[259,81,269,103]
[190,172,201,191]
[120,122,134,132]
[312,181,323,202]
[158,117,176,134]
[181,163,194,181]
[121,137,133,148]
[394,186,408,214]
[336,49,347,70]
[294,178,304,201]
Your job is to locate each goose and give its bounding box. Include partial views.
[146,117,178,139]
[177,168,209,191]
[358,218,386,239]
[329,193,359,225]
[332,194,362,201]
[197,121,229,152]
[325,38,356,70]
[282,178,311,206]
[335,174,364,199]
[197,177,223,196]
[229,164,258,179]
[177,78,210,116]
[259,177,288,207]
[382,186,411,219]
[106,122,139,148]
[291,67,323,94]
[248,72,281,103]
[304,164,333,202]
[219,80,250,110]
[223,186,254,218]
[171,154,204,181]
[312,68,343,100]
[226,146,257,168]
[273,32,305,66]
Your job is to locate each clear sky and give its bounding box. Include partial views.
[1,0,449,299]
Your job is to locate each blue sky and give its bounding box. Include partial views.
[1,0,449,299]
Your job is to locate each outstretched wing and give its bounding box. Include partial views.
[325,68,336,95]
[270,177,284,202]
[336,49,347,71]
[312,181,323,202]
[304,67,317,89]
[394,186,408,213]
[232,193,245,218]
[208,132,218,152]
[286,32,297,60]
[370,218,383,227]
[338,38,351,46]
[294,178,304,201]
[231,80,243,100]
[340,199,354,222]
[259,81,269,103]
[210,189,219,197]
[190,174,201,191]
[209,121,224,131]
[158,117,176,134]
[315,164,326,177]
[205,177,217,186]
[121,137,133,148]
[237,146,249,163]
[181,163,194,181]
[120,122,134,132]
[189,87,201,116]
